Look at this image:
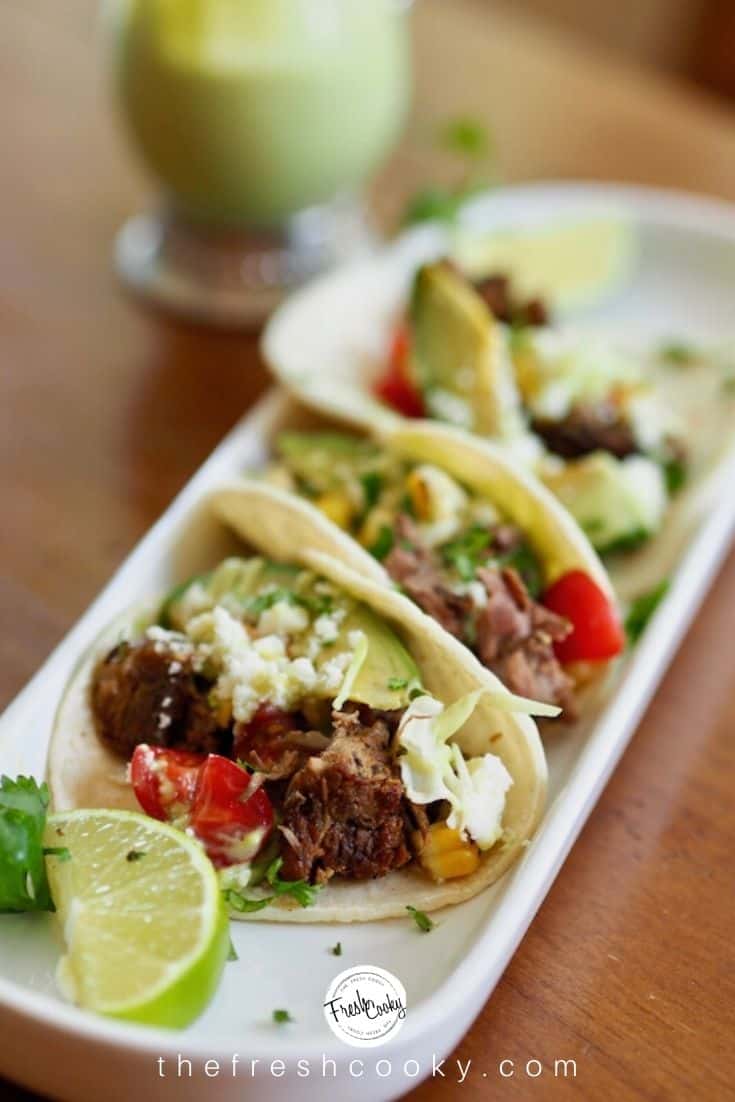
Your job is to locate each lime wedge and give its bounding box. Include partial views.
[452,217,636,311]
[44,809,229,1028]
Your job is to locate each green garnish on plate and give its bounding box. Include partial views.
[406,905,435,933]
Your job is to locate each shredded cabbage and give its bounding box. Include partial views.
[397,693,514,851]
[333,631,369,710]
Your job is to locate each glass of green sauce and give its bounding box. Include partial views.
[108,0,413,324]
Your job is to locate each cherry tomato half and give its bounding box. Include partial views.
[373,324,425,419]
[233,703,296,772]
[542,570,625,663]
[190,755,274,868]
[130,744,204,822]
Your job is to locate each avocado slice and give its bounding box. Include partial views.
[409,262,526,438]
[542,453,667,555]
[325,604,420,712]
[276,431,383,495]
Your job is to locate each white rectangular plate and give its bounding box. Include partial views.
[2,184,735,1102]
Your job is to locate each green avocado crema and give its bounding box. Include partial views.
[266,431,543,597]
[158,556,420,713]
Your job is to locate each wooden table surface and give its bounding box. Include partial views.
[2,1,734,1099]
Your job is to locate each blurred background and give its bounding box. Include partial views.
[495,0,735,101]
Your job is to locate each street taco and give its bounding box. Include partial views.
[48,540,550,924]
[265,245,699,561]
[214,420,623,722]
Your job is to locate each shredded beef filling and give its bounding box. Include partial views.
[233,704,329,781]
[384,515,575,713]
[384,515,472,636]
[475,567,576,716]
[91,640,229,759]
[278,709,413,884]
[531,400,638,460]
[473,273,549,328]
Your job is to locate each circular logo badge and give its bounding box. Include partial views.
[323,965,407,1048]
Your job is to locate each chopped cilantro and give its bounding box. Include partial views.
[246,588,332,620]
[407,905,435,933]
[625,580,670,644]
[403,187,468,228]
[388,677,409,692]
[369,525,395,561]
[360,471,383,511]
[599,528,650,556]
[581,517,606,537]
[441,526,491,581]
[403,116,494,226]
[330,942,343,957]
[0,776,54,913]
[245,588,300,617]
[273,1009,293,1024]
[265,857,322,908]
[400,492,417,518]
[299,592,334,617]
[125,849,146,862]
[663,457,687,494]
[440,116,492,159]
[158,573,207,629]
[659,341,697,366]
[498,543,543,598]
[222,889,273,914]
[43,846,71,862]
[227,938,239,962]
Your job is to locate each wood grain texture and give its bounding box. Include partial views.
[1,1,734,1099]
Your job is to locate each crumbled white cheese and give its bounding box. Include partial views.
[184,605,354,723]
[445,744,512,849]
[172,581,213,626]
[256,600,309,638]
[145,625,194,659]
[313,610,344,644]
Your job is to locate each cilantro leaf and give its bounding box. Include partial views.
[498,543,543,598]
[406,905,435,933]
[330,942,343,957]
[659,341,697,366]
[245,588,300,618]
[360,471,383,511]
[0,776,54,913]
[369,526,395,562]
[265,857,322,908]
[441,526,491,581]
[222,889,273,914]
[388,677,409,691]
[439,116,492,159]
[599,528,651,556]
[625,580,670,644]
[273,1009,293,1024]
[663,457,687,494]
[43,846,71,862]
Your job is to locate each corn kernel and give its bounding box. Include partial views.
[419,823,481,881]
[406,469,432,521]
[315,490,354,530]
